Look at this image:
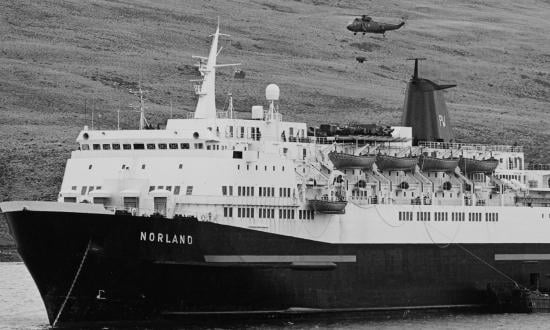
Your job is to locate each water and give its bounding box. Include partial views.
[1,262,549,329]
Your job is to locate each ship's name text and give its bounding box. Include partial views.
[140,232,193,245]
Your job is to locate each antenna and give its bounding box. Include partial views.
[129,82,149,130]
[406,57,426,80]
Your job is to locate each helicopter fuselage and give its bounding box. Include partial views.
[347,20,405,34]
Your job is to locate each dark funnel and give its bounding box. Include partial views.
[401,58,456,145]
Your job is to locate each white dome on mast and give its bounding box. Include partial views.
[265,84,280,101]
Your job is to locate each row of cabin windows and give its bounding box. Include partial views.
[434,212,448,221]
[222,207,313,220]
[147,185,193,195]
[237,164,285,172]
[298,210,315,220]
[280,187,292,198]
[237,207,255,218]
[399,211,498,222]
[279,209,295,219]
[398,211,414,221]
[83,142,205,151]
[238,186,255,197]
[221,186,293,198]
[259,208,276,219]
[73,185,192,196]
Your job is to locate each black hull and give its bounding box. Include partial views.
[5,210,550,326]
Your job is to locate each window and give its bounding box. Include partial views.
[147,143,156,150]
[81,186,87,195]
[179,164,183,169]
[169,143,178,150]
[238,186,242,196]
[82,144,90,150]
[174,186,180,195]
[123,144,131,150]
[222,186,228,196]
[102,144,111,150]
[71,186,77,190]
[186,186,193,195]
[112,144,120,150]
[181,143,190,149]
[149,186,155,192]
[166,186,172,191]
[141,164,145,169]
[133,143,145,150]
[93,144,101,150]
[88,164,93,170]
[229,186,233,195]
[157,186,164,190]
[88,186,94,193]
[195,143,203,149]
[158,143,167,150]
[64,197,77,203]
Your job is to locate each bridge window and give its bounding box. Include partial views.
[102,144,111,150]
[133,143,145,150]
[93,144,101,150]
[181,143,190,149]
[112,144,120,150]
[123,144,131,150]
[158,143,167,150]
[147,143,156,150]
[169,143,178,150]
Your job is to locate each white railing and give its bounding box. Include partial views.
[419,141,523,153]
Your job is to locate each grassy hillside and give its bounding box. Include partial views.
[0,0,549,230]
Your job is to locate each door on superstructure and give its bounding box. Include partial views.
[124,197,139,213]
[154,197,167,216]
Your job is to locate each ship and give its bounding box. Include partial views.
[2,26,550,327]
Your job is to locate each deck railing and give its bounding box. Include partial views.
[419,141,523,153]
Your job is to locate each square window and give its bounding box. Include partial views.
[166,186,172,191]
[112,144,120,150]
[71,186,77,190]
[82,144,90,150]
[186,186,193,195]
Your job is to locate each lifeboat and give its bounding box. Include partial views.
[458,157,499,174]
[328,152,376,169]
[418,155,459,172]
[375,154,418,171]
[308,198,347,214]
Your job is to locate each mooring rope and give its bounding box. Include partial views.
[52,238,92,327]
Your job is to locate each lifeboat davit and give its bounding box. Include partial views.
[419,156,459,172]
[308,199,347,214]
[328,152,376,169]
[458,157,499,174]
[375,154,418,171]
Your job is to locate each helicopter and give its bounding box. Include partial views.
[346,15,405,37]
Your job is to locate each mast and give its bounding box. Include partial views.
[193,25,221,119]
[192,23,240,119]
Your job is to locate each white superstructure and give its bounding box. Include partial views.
[57,26,550,245]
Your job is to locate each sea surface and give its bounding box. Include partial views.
[1,262,550,329]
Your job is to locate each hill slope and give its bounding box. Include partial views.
[0,0,549,210]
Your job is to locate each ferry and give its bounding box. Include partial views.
[1,25,550,326]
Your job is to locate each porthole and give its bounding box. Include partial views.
[193,132,199,139]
